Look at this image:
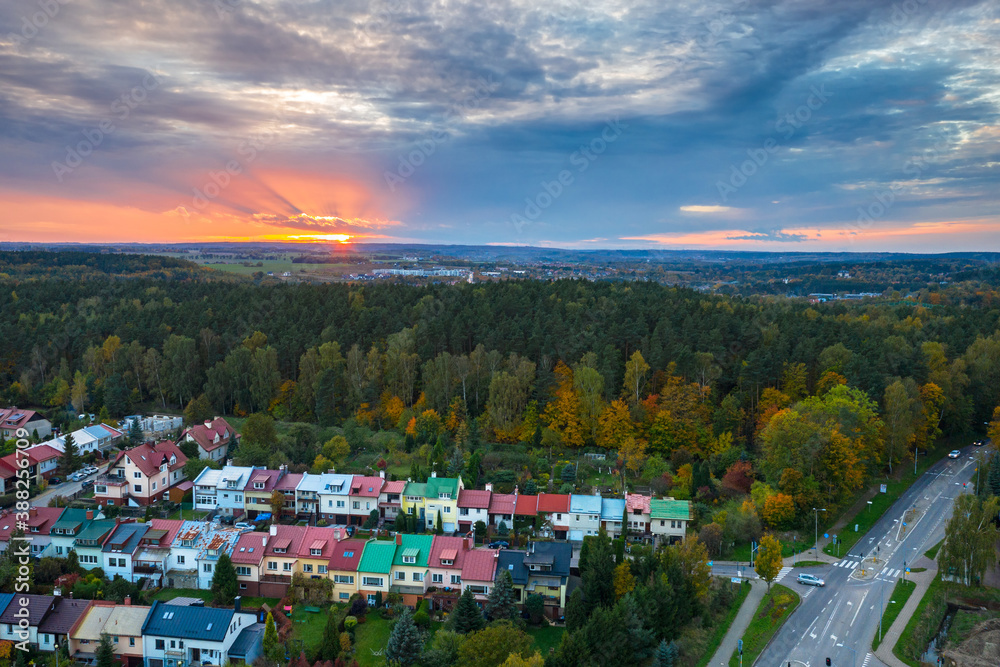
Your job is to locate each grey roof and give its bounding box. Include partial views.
[141,600,236,641]
[495,551,528,585]
[229,623,265,657]
[102,522,148,554]
[526,542,571,577]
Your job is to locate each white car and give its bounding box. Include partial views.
[948,450,961,459]
[84,466,99,475]
[797,573,825,587]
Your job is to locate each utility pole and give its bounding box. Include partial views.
[813,507,827,556]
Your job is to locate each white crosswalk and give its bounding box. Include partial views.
[832,560,860,569]
[774,566,793,583]
[861,652,873,667]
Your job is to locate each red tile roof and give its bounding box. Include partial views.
[297,527,338,559]
[626,493,651,514]
[182,417,238,453]
[457,489,491,509]
[537,493,570,513]
[0,408,46,431]
[429,535,469,570]
[147,519,184,547]
[246,469,284,493]
[488,493,516,515]
[25,444,61,462]
[515,495,538,516]
[461,549,498,582]
[349,476,384,497]
[265,525,306,557]
[231,532,269,565]
[0,507,64,541]
[112,441,186,478]
[275,473,303,492]
[381,480,406,494]
[328,538,366,572]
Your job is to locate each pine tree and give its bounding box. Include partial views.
[449,588,485,634]
[59,433,81,477]
[652,639,678,667]
[565,588,588,632]
[386,608,423,667]
[484,570,517,622]
[211,552,238,605]
[128,419,143,445]
[263,612,282,664]
[96,633,116,667]
[435,510,443,535]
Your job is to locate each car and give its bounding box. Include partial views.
[797,573,825,587]
[48,477,62,485]
[81,480,94,490]
[948,450,961,459]
[84,466,98,474]
[69,472,82,482]
[488,541,510,549]
[234,522,253,530]
[974,439,986,447]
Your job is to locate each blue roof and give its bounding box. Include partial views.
[141,600,237,641]
[0,594,14,617]
[600,497,626,521]
[569,494,602,514]
[102,522,148,554]
[83,425,111,438]
[229,623,265,657]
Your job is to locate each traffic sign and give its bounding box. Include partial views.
[880,484,888,493]
[731,577,742,583]
[824,533,829,539]
[738,640,743,654]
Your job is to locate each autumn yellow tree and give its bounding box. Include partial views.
[543,361,585,448]
[762,493,796,529]
[622,350,650,405]
[612,561,636,599]
[755,534,782,591]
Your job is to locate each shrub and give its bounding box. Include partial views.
[349,596,368,616]
[412,610,430,628]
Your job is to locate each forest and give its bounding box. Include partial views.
[3,250,1000,550]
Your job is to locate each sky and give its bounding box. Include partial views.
[1,0,999,251]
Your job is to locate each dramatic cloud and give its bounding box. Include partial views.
[1,0,999,249]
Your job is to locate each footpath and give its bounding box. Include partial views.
[873,555,938,667]
[707,579,766,667]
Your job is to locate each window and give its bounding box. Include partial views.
[155,639,165,650]
[450,575,461,585]
[236,566,251,576]
[310,548,322,556]
[319,565,328,574]
[240,583,248,589]
[152,481,157,491]
[362,576,383,587]
[353,501,360,509]
[432,573,443,583]
[42,634,51,644]
[203,563,213,573]
[129,638,135,647]
[254,482,264,490]
[95,485,107,494]
[466,585,488,595]
[367,594,376,604]
[412,572,423,582]
[134,484,142,493]
[235,494,242,502]
[334,575,354,584]
[444,506,450,514]
[337,500,345,508]
[340,592,350,600]
[441,559,454,566]
[283,562,292,571]
[460,508,469,516]
[303,564,313,573]
[267,562,277,570]
[112,636,119,643]
[56,546,63,555]
[660,520,665,527]
[394,571,405,581]
[133,471,142,479]
[177,555,185,565]
[403,555,416,564]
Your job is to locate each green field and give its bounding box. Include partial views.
[728,584,800,667]
[872,579,916,650]
[924,540,943,560]
[526,625,566,656]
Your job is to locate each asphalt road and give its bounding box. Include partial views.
[32,463,108,507]
[755,447,981,667]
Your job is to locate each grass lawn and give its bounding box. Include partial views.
[153,588,279,609]
[728,584,800,667]
[290,605,333,656]
[164,508,210,521]
[527,625,565,656]
[872,579,916,650]
[733,536,810,562]
[924,540,943,560]
[354,615,394,667]
[824,443,948,558]
[696,582,752,667]
[792,561,827,568]
[909,568,927,573]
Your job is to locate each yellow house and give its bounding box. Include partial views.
[296,526,343,580]
[402,474,464,532]
[243,468,285,519]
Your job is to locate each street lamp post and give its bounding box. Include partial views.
[813,507,827,556]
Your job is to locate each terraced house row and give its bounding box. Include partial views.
[191,465,691,544]
[0,592,264,667]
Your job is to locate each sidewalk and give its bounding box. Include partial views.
[872,555,938,667]
[707,579,766,667]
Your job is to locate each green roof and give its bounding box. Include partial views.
[403,482,427,497]
[650,499,690,521]
[391,534,433,567]
[358,541,396,574]
[50,508,89,534]
[75,519,117,543]
[423,476,459,499]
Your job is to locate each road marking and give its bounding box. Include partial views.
[850,561,858,570]
[804,616,818,640]
[831,635,837,643]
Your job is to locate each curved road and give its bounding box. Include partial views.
[756,447,981,667]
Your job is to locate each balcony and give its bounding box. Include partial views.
[261,573,292,584]
[134,563,163,574]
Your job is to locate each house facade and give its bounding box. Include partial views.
[141,599,257,667]
[96,441,187,506]
[650,498,690,544]
[180,417,240,462]
[0,407,52,440]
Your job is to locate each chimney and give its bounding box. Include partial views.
[431,471,437,478]
[234,596,241,613]
[269,525,278,536]
[86,510,94,520]
[227,459,233,467]
[485,483,493,492]
[124,596,131,606]
[29,508,37,517]
[463,537,470,551]
[379,470,385,480]
[204,419,213,429]
[262,536,268,548]
[395,533,402,546]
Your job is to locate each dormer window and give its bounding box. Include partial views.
[441,559,454,566]
[274,547,286,554]
[438,493,450,499]
[403,555,415,564]
[254,482,265,490]
[310,548,322,556]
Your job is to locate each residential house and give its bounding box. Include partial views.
[131,519,184,587]
[1,445,61,487]
[317,473,353,524]
[73,519,121,570]
[193,467,224,513]
[0,594,89,652]
[600,497,626,538]
[487,492,516,531]
[197,527,246,590]
[68,600,150,666]
[123,414,183,440]
[390,533,433,607]
[421,475,462,533]
[102,522,149,582]
[228,622,266,666]
[537,494,570,540]
[568,494,601,541]
[0,506,65,557]
[180,417,240,462]
[273,471,302,520]
[348,475,384,526]
[461,548,498,604]
[48,508,102,558]
[96,441,187,506]
[328,538,366,602]
[37,598,92,654]
[0,407,52,440]
[650,498,690,545]
[497,542,572,618]
[295,526,342,581]
[242,468,285,519]
[625,493,651,535]
[0,461,15,494]
[514,494,539,534]
[166,521,207,589]
[378,479,406,521]
[141,599,258,667]
[216,465,256,517]
[426,536,470,610]
[356,539,395,606]
[495,551,527,605]
[230,531,268,596]
[456,488,491,534]
[260,524,307,598]
[50,424,123,455]
[294,472,326,522]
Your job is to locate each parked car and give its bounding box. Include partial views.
[81,480,94,490]
[69,472,82,482]
[234,522,253,530]
[48,477,62,485]
[797,573,825,587]
[948,450,961,459]
[84,466,98,474]
[488,541,510,549]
